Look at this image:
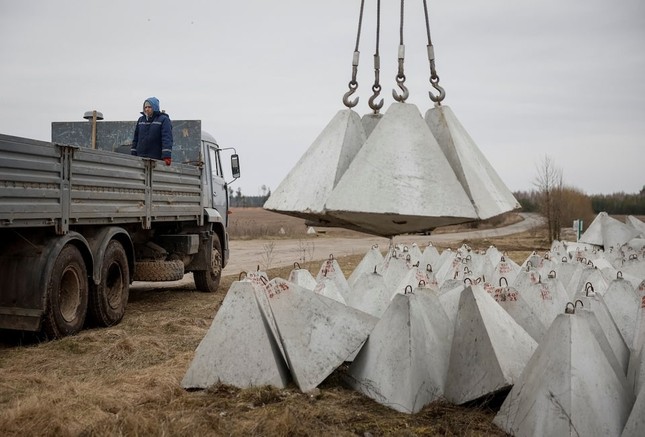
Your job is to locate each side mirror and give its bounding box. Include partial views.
[231,154,240,180]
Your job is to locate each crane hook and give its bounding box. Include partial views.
[368,84,384,112]
[343,80,359,108]
[428,75,446,104]
[392,74,409,102]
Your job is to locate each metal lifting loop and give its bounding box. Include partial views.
[343,0,366,109]
[422,0,446,104]
[392,0,409,102]
[368,0,384,113]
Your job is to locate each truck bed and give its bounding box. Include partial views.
[0,133,203,234]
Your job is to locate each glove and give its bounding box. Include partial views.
[163,157,171,166]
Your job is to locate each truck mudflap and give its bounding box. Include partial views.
[0,231,93,332]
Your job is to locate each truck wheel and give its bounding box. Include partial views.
[194,233,222,293]
[89,240,129,327]
[42,244,89,339]
[133,260,184,282]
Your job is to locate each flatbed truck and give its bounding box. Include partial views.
[0,117,239,338]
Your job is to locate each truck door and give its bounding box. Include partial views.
[206,143,228,226]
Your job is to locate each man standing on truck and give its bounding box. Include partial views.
[131,96,173,165]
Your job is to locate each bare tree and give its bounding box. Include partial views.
[533,155,563,241]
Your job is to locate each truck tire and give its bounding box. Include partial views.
[42,244,89,339]
[89,240,129,327]
[133,260,184,282]
[194,233,222,293]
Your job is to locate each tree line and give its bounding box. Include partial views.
[516,155,644,241]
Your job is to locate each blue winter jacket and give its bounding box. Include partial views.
[131,97,173,160]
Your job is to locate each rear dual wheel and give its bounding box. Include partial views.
[89,240,129,327]
[42,244,88,339]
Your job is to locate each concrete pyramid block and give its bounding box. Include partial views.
[573,267,610,297]
[489,256,521,289]
[554,260,584,299]
[525,275,572,332]
[424,105,520,220]
[577,291,631,375]
[380,248,414,291]
[580,212,640,249]
[626,281,645,393]
[436,279,466,327]
[181,280,290,390]
[244,272,290,364]
[633,280,645,353]
[445,286,538,404]
[435,250,463,284]
[324,102,478,237]
[627,345,645,398]
[346,269,391,319]
[622,383,645,437]
[603,274,640,349]
[620,256,645,285]
[401,243,424,267]
[263,108,366,226]
[263,278,378,392]
[626,215,645,237]
[347,289,452,413]
[580,212,609,247]
[484,245,505,266]
[316,256,351,302]
[434,248,456,276]
[419,243,441,271]
[287,264,317,290]
[577,309,634,387]
[392,264,439,297]
[347,244,384,289]
[493,312,635,437]
[313,276,347,305]
[493,280,548,343]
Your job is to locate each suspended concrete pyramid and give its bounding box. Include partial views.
[324,102,478,236]
[425,105,520,220]
[263,109,366,229]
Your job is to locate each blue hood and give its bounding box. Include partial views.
[142,96,160,113]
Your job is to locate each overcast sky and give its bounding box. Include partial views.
[1,0,643,196]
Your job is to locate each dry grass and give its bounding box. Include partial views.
[0,209,550,436]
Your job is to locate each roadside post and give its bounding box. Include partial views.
[573,219,583,241]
